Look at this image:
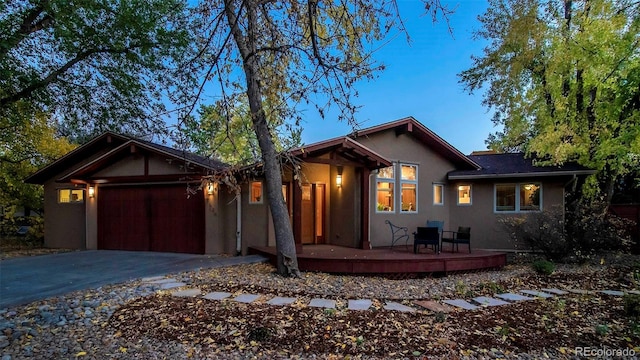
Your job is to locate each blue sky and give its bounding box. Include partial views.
[298,0,495,155]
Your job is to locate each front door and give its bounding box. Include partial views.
[300,183,325,244]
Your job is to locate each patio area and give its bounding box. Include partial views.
[248,244,507,276]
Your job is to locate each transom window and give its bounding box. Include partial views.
[58,189,84,203]
[400,164,418,212]
[495,183,541,212]
[376,165,395,212]
[250,181,263,204]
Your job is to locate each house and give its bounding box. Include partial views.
[25,117,595,254]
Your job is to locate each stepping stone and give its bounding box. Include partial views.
[267,297,297,306]
[443,299,478,310]
[348,299,372,311]
[541,288,569,295]
[413,300,452,313]
[309,298,336,309]
[520,290,554,298]
[383,302,415,312]
[141,276,166,282]
[495,293,535,301]
[472,296,510,306]
[203,292,232,301]
[629,290,640,295]
[233,294,260,303]
[172,289,202,297]
[149,278,179,284]
[160,282,186,290]
[567,289,595,295]
[600,290,625,296]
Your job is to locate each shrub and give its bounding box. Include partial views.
[624,294,640,320]
[532,260,555,275]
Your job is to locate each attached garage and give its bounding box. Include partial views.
[98,185,205,254]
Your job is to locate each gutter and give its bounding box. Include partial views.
[448,170,597,180]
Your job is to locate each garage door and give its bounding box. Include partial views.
[98,185,205,254]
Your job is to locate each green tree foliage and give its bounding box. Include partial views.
[460,0,640,199]
[0,110,75,213]
[190,0,450,275]
[183,97,301,165]
[0,0,195,141]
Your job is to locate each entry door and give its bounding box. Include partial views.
[301,184,325,244]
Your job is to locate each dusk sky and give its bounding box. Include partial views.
[298,0,494,155]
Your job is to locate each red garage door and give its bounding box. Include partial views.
[98,185,205,254]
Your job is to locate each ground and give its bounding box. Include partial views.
[0,237,72,260]
[2,249,640,359]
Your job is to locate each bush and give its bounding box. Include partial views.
[532,260,555,275]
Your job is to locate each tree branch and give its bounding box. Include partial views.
[0,0,52,60]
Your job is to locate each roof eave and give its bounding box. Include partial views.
[448,170,597,180]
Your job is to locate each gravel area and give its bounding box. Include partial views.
[1,255,639,359]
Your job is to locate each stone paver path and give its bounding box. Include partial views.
[142,277,640,314]
[473,296,510,307]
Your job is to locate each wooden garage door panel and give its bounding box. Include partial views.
[98,186,204,254]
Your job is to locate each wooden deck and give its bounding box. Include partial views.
[248,244,507,276]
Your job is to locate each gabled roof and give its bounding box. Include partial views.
[448,153,596,180]
[350,116,481,170]
[26,132,228,184]
[290,136,392,169]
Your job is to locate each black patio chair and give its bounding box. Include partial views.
[413,226,440,254]
[441,226,471,253]
[385,220,409,250]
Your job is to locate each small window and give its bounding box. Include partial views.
[250,181,263,204]
[58,189,84,203]
[457,185,472,205]
[376,165,395,212]
[433,184,444,205]
[400,164,417,212]
[494,183,541,212]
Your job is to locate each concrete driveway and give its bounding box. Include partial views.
[0,250,266,309]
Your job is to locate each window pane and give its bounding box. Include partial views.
[496,185,516,211]
[520,184,540,211]
[250,181,262,203]
[400,165,416,180]
[377,166,394,179]
[458,185,471,205]
[376,182,394,212]
[401,184,416,212]
[434,184,443,205]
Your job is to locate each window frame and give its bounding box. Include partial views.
[457,184,472,206]
[433,183,444,206]
[399,163,418,213]
[249,181,264,204]
[493,183,543,213]
[57,188,85,204]
[375,164,396,213]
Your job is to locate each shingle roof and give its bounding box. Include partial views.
[448,153,596,180]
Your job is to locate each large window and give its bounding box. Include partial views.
[457,185,472,205]
[433,184,444,205]
[58,189,84,203]
[376,165,395,212]
[400,164,418,212]
[495,183,541,212]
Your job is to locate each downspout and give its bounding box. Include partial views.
[236,193,242,256]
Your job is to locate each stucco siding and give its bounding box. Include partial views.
[93,155,144,177]
[43,179,86,249]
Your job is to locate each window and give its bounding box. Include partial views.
[494,183,541,212]
[250,181,263,204]
[58,189,84,203]
[457,185,472,205]
[400,164,417,212]
[433,184,444,205]
[376,165,395,212]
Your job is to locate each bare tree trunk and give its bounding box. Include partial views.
[224,0,300,277]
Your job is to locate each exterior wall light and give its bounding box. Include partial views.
[207,183,215,195]
[336,166,343,188]
[88,186,95,198]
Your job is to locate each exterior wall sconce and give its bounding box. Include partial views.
[207,182,215,195]
[88,186,95,198]
[336,166,343,188]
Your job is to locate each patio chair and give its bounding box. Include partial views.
[413,226,440,254]
[441,226,471,253]
[385,220,409,250]
[426,220,444,239]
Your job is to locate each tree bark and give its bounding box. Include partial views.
[223,0,300,277]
